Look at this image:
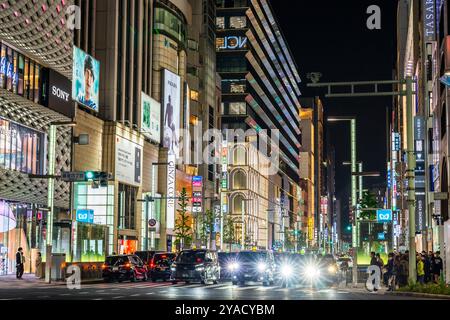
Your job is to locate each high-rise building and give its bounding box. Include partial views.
[0,0,75,274]
[216,0,303,251]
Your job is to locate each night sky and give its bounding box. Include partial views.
[270,0,397,227]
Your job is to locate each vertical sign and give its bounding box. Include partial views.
[423,0,436,42]
[414,116,426,233]
[162,69,181,158]
[192,176,203,213]
[166,154,176,230]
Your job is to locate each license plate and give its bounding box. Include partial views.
[113,267,119,271]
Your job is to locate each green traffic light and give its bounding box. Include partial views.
[85,171,95,180]
[346,226,352,231]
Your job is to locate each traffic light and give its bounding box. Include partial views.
[346,225,352,232]
[84,171,112,188]
[85,171,96,180]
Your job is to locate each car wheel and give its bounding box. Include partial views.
[185,281,190,284]
[232,280,238,285]
[143,273,148,282]
[213,279,219,285]
[151,278,157,282]
[131,272,137,282]
[263,281,269,287]
[171,281,178,285]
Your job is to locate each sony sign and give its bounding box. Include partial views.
[44,69,74,118]
[166,154,176,230]
[219,36,248,50]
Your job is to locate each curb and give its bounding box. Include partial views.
[385,291,450,300]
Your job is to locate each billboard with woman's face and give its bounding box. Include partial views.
[72,47,100,112]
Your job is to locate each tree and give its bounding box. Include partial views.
[223,215,237,252]
[174,188,193,250]
[199,209,215,248]
[358,191,378,220]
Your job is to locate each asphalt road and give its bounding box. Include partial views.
[0,278,437,300]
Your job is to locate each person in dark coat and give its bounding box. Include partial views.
[16,247,25,279]
[422,251,431,283]
[432,251,443,283]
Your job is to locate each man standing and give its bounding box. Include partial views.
[16,247,25,279]
[77,55,97,111]
[432,251,443,283]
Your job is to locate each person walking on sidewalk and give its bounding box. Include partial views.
[386,253,395,291]
[432,251,443,283]
[16,247,25,279]
[417,254,425,285]
[35,252,43,279]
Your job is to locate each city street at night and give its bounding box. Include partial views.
[0,276,438,301]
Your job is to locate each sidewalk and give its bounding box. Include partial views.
[0,273,104,287]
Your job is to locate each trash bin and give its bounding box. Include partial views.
[51,253,66,281]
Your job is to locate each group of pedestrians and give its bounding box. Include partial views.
[380,250,443,291]
[15,247,43,280]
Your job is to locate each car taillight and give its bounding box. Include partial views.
[150,263,155,269]
[196,258,203,263]
[124,263,131,268]
[101,264,107,270]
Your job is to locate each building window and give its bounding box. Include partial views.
[217,56,246,72]
[0,117,45,174]
[216,37,225,51]
[216,17,225,29]
[190,89,199,102]
[232,170,247,189]
[187,39,199,51]
[229,102,246,115]
[0,42,42,104]
[190,115,199,126]
[230,16,247,29]
[118,184,137,230]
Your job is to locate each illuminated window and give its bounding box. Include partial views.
[230,16,247,29]
[216,37,225,50]
[229,102,246,115]
[190,89,199,101]
[190,115,199,126]
[216,17,225,29]
[230,83,246,94]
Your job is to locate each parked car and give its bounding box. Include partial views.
[149,252,177,282]
[102,255,148,282]
[170,249,220,285]
[135,250,165,267]
[229,250,276,286]
[218,252,238,280]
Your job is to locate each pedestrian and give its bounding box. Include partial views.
[35,252,43,279]
[417,254,425,285]
[16,247,25,279]
[376,253,384,284]
[386,253,395,291]
[422,251,431,283]
[399,254,409,287]
[432,251,443,283]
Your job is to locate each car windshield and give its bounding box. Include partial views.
[154,254,176,265]
[218,252,238,264]
[105,256,129,266]
[238,252,267,263]
[177,251,206,264]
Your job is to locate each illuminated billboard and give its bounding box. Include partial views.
[162,69,181,157]
[72,46,100,112]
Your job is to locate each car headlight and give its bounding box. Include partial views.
[304,265,320,278]
[228,262,239,271]
[195,265,205,271]
[328,265,337,273]
[257,263,267,272]
[281,264,293,277]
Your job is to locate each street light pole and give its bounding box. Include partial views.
[406,76,417,283]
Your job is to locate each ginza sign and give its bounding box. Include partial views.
[166,154,176,230]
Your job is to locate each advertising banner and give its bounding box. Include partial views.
[76,209,94,224]
[415,193,426,233]
[115,136,143,187]
[162,69,181,158]
[72,46,100,112]
[166,154,177,230]
[423,0,436,42]
[141,92,161,143]
[42,69,74,118]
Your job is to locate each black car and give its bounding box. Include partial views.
[102,255,148,282]
[135,250,165,267]
[300,254,338,288]
[149,252,177,282]
[230,251,276,286]
[171,249,220,285]
[218,252,238,280]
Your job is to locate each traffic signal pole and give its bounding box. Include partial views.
[308,78,417,285]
